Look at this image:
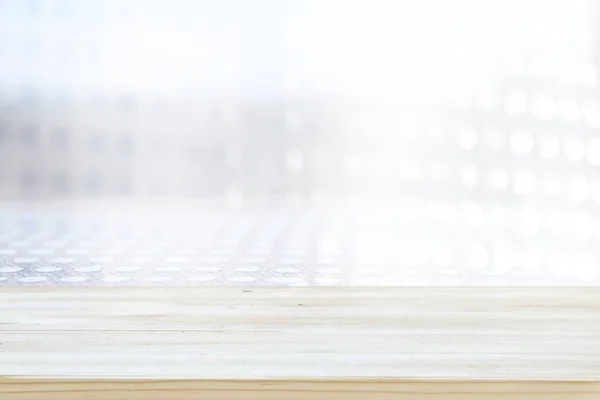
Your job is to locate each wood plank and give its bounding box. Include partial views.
[1,288,600,399]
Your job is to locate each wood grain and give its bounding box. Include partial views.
[1,287,600,399]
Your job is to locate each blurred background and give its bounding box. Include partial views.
[1,0,600,285]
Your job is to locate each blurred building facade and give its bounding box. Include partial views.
[0,0,597,206]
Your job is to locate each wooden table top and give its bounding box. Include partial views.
[1,287,600,399]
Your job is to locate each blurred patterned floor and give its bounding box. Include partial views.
[0,200,598,286]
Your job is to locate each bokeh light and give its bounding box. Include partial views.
[0,0,600,285]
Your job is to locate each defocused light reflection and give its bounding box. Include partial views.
[0,0,599,284]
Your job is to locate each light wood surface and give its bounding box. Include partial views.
[1,287,600,399]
